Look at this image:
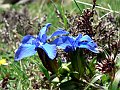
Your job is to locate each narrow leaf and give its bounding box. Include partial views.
[111,69,120,90]
[84,74,103,90]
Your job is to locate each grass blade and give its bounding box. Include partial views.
[111,69,120,90]
[84,74,103,90]
[74,0,119,14]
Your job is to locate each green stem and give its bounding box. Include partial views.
[77,49,86,78]
[70,49,86,79]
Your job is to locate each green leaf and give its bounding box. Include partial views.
[116,57,120,68]
[101,74,109,84]
[58,5,68,29]
[38,62,50,80]
[86,57,97,77]
[111,69,120,90]
[58,63,71,77]
[73,0,82,13]
[52,77,60,83]
[60,80,85,90]
[58,58,62,68]
[62,63,71,72]
[17,80,22,90]
[84,74,103,90]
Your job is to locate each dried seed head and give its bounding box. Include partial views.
[96,58,115,74]
[68,9,95,37]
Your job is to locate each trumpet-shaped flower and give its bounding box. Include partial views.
[52,34,99,53]
[15,23,69,61]
[77,35,99,53]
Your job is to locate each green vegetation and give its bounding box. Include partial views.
[0,0,120,89]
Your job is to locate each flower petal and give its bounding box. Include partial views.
[15,44,36,61]
[52,36,74,46]
[0,59,7,65]
[74,34,82,47]
[87,41,99,53]
[48,28,69,39]
[79,44,99,53]
[75,34,82,41]
[38,23,51,43]
[64,46,75,52]
[22,35,35,44]
[52,36,75,51]
[78,35,99,53]
[40,43,57,60]
[51,36,65,46]
[80,35,92,42]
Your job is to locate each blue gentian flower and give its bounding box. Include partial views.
[15,23,69,61]
[78,35,99,53]
[52,34,99,53]
[52,36,75,52]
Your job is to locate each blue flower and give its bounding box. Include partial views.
[78,35,99,53]
[15,23,69,61]
[52,34,99,53]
